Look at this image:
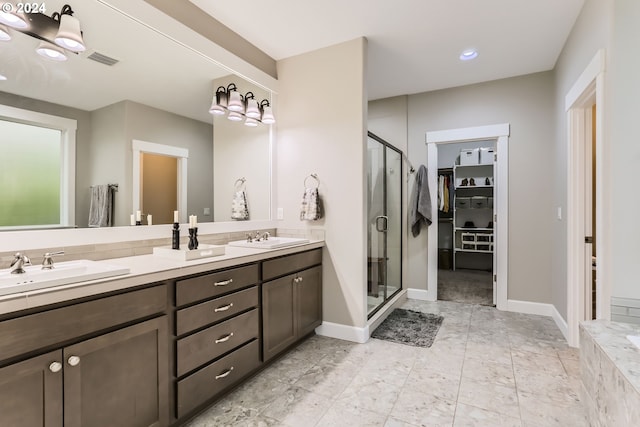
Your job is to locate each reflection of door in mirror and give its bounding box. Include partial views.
[141,153,177,225]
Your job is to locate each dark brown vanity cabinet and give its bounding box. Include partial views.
[262,249,323,362]
[174,264,261,418]
[0,285,169,427]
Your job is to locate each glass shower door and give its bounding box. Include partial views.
[367,132,402,318]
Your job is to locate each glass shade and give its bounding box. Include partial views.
[0,6,28,29]
[261,105,275,124]
[54,14,86,52]
[227,111,243,122]
[0,24,10,41]
[244,117,258,127]
[227,90,244,112]
[36,41,68,61]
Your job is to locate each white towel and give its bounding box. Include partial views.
[231,190,249,220]
[88,185,113,227]
[300,188,323,221]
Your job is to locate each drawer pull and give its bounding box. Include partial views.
[214,303,234,312]
[213,279,233,287]
[294,277,304,283]
[215,366,234,380]
[214,332,234,344]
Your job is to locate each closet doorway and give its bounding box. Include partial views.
[426,124,509,310]
[367,132,403,318]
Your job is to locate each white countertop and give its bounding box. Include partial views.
[0,240,324,316]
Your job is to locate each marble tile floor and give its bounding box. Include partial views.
[185,299,586,427]
[437,269,493,306]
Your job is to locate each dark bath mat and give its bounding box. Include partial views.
[371,308,443,348]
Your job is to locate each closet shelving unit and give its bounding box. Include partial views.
[437,168,454,270]
[452,163,494,270]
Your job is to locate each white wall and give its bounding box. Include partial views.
[276,38,367,328]
[552,0,612,319]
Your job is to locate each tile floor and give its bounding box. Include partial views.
[185,299,586,427]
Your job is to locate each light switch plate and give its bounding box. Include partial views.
[557,207,562,220]
[277,208,284,220]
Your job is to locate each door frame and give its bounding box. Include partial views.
[132,139,188,223]
[566,49,608,347]
[426,123,510,310]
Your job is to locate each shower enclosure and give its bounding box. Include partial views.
[367,132,402,318]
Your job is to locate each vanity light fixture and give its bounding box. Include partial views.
[208,83,276,126]
[0,24,11,41]
[0,3,86,59]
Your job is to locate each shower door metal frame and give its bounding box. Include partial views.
[367,131,403,319]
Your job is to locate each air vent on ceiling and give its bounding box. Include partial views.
[86,51,120,66]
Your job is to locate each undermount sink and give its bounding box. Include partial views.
[227,237,310,250]
[0,260,130,297]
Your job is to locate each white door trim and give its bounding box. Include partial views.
[132,139,189,223]
[425,124,510,310]
[566,49,608,347]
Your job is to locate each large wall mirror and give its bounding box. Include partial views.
[0,0,272,230]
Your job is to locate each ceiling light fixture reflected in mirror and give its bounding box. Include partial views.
[209,83,275,126]
[0,24,11,41]
[1,3,85,59]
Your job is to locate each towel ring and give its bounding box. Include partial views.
[234,177,246,191]
[304,173,320,189]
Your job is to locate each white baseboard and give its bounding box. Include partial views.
[551,305,569,342]
[315,321,369,344]
[407,288,432,301]
[506,299,554,316]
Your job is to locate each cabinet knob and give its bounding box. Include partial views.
[67,356,81,367]
[49,361,63,373]
[293,276,304,283]
[214,366,234,380]
[214,332,234,344]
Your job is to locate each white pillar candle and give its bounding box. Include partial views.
[130,214,135,226]
[193,215,197,227]
[147,214,152,226]
[174,210,179,223]
[136,210,141,221]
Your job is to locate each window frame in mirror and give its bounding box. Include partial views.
[0,104,77,230]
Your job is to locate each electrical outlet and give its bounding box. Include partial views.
[204,207,211,216]
[277,208,284,220]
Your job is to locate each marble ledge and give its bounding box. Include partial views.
[0,239,325,317]
[580,319,640,394]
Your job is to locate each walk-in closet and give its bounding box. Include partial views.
[437,141,495,305]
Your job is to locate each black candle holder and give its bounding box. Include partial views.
[136,221,142,226]
[188,227,199,250]
[172,223,180,250]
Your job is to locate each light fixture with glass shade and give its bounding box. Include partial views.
[208,83,275,126]
[0,3,86,60]
[0,24,11,41]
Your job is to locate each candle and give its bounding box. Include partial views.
[147,214,152,226]
[193,215,197,228]
[136,210,141,221]
[174,210,179,223]
[130,214,135,226]
[189,215,194,228]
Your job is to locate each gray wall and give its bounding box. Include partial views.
[372,71,556,304]
[552,0,612,320]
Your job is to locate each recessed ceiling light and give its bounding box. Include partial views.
[460,49,478,61]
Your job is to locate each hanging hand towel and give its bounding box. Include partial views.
[231,190,249,220]
[88,185,113,227]
[300,188,323,221]
[410,165,432,237]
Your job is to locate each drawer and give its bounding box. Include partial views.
[176,286,259,336]
[176,339,260,418]
[0,285,166,363]
[176,264,259,307]
[471,196,487,209]
[262,248,322,281]
[176,309,259,377]
[455,197,470,209]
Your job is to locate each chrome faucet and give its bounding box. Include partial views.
[263,231,270,240]
[42,251,65,270]
[10,252,31,274]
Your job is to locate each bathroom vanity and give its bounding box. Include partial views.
[0,242,323,427]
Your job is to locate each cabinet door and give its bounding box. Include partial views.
[296,266,323,337]
[63,316,169,427]
[262,275,296,362]
[0,351,63,427]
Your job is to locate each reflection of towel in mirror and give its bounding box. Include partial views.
[300,188,323,221]
[410,165,432,237]
[231,190,249,220]
[88,185,113,227]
